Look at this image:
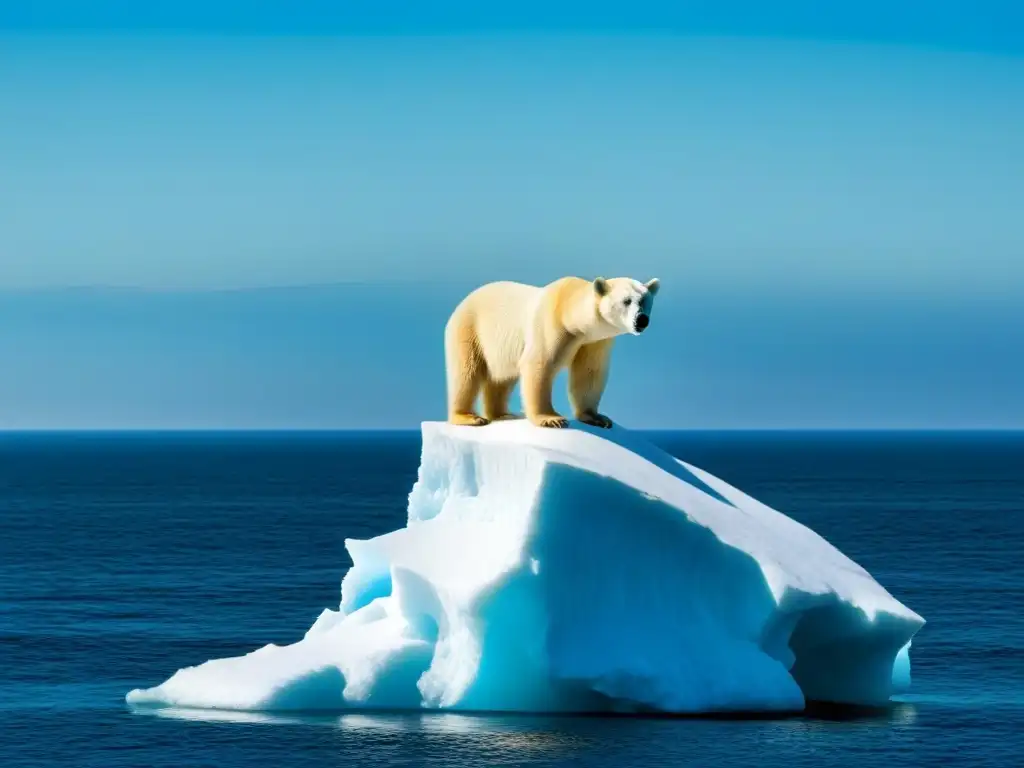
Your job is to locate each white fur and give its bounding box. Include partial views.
[596,277,660,337]
[444,276,660,429]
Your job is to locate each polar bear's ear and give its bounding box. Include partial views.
[593,277,610,296]
[645,278,660,296]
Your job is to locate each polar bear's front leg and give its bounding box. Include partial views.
[521,356,568,429]
[569,339,614,429]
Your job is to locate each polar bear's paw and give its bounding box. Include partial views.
[532,414,570,429]
[450,413,491,427]
[487,412,522,422]
[579,412,614,429]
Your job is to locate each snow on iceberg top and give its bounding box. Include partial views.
[416,419,923,625]
[126,418,923,714]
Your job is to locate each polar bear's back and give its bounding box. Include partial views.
[448,280,544,380]
[465,280,541,308]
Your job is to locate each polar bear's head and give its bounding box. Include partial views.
[593,277,661,336]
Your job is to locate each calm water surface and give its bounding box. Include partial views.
[1,431,1022,767]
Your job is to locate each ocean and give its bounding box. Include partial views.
[1,430,1022,767]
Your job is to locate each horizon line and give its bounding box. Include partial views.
[2,426,1022,434]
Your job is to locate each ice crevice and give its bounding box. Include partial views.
[126,420,923,714]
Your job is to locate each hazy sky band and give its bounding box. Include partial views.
[1,284,1020,430]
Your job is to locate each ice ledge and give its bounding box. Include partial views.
[126,420,924,715]
[419,419,922,619]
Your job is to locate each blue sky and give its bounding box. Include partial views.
[2,1,1022,53]
[0,3,1022,428]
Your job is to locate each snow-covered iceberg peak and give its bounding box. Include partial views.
[126,421,924,715]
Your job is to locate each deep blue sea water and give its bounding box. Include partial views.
[2,430,1023,767]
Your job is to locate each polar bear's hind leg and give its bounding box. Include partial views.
[445,318,490,427]
[483,378,519,421]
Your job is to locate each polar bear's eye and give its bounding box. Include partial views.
[623,298,632,307]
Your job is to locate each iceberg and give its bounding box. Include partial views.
[126,421,924,715]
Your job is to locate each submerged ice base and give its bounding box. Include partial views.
[127,421,924,714]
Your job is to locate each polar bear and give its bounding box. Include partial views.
[444,276,660,429]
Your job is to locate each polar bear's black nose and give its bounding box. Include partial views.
[635,314,649,331]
